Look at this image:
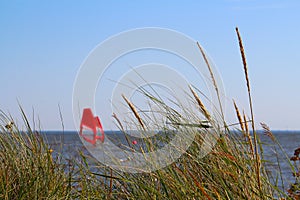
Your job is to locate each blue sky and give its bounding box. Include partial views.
[0,1,299,130]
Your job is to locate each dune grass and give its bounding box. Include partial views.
[0,110,70,199]
[0,28,296,199]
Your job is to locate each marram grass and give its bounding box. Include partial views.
[0,28,295,199]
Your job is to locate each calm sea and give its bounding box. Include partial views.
[43,130,300,190]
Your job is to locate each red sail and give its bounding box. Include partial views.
[79,108,105,145]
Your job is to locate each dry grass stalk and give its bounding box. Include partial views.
[186,169,212,200]
[235,28,250,93]
[112,112,124,131]
[260,122,275,142]
[233,100,245,132]
[196,42,225,123]
[112,112,135,150]
[235,27,261,191]
[122,94,146,130]
[196,42,218,92]
[244,112,255,158]
[189,85,211,120]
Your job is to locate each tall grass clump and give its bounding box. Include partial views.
[0,109,116,199]
[101,28,290,199]
[0,109,70,199]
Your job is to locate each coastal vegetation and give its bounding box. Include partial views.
[0,28,298,199]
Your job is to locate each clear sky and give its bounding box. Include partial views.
[1,0,299,130]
